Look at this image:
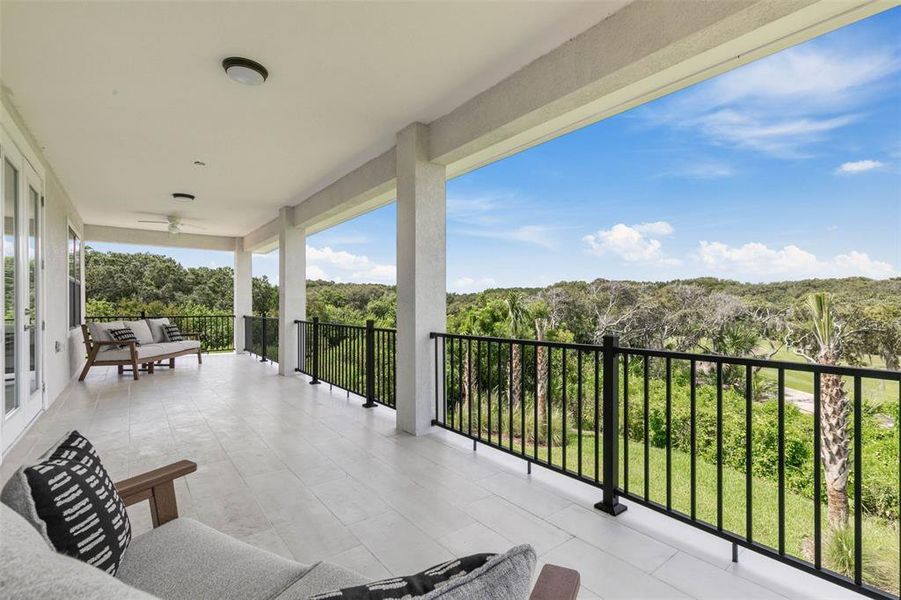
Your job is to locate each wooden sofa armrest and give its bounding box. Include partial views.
[530,564,580,600]
[115,460,197,528]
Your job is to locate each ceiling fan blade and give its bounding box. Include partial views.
[137,220,169,224]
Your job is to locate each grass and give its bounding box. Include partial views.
[756,343,898,406]
[457,420,900,595]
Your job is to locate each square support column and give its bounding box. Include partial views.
[278,206,306,375]
[233,240,252,353]
[395,122,446,435]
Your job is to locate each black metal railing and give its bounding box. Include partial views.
[85,313,235,352]
[431,331,901,600]
[243,316,279,363]
[295,318,396,408]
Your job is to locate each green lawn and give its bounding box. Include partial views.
[755,343,898,406]
[463,424,900,595]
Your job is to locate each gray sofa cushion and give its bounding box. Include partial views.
[88,320,124,352]
[146,317,171,343]
[274,561,371,599]
[125,319,155,345]
[162,339,201,353]
[0,503,156,600]
[420,544,536,600]
[117,517,310,600]
[95,344,170,361]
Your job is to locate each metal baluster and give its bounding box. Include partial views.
[666,356,672,510]
[778,368,785,555]
[623,352,629,494]
[690,359,697,520]
[813,371,821,568]
[644,355,650,500]
[853,376,862,586]
[717,361,724,532]
[562,349,568,470]
[577,349,583,478]
[745,364,753,544]
[593,348,599,482]
[534,344,539,460]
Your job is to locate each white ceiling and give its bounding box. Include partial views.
[1,1,629,237]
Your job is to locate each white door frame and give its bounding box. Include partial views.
[0,126,45,454]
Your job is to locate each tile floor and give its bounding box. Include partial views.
[2,353,864,599]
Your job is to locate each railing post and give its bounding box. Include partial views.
[260,316,268,363]
[310,317,320,384]
[595,334,626,516]
[363,320,377,408]
[140,310,146,319]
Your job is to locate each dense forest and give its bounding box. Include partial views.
[86,247,901,369]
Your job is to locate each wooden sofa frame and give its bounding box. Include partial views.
[120,459,581,599]
[79,324,203,381]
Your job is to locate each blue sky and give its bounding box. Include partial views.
[94,8,901,291]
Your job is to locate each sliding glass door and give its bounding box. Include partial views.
[1,135,44,453]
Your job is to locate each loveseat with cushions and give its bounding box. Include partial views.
[79,317,202,381]
[1,457,582,600]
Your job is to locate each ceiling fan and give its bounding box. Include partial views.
[137,215,206,235]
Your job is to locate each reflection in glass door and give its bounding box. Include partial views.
[3,158,17,415]
[1,136,43,453]
[27,183,40,398]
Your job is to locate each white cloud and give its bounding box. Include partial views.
[835,159,884,175]
[583,222,679,266]
[646,44,899,157]
[306,264,329,280]
[306,245,395,283]
[452,276,497,293]
[696,241,897,280]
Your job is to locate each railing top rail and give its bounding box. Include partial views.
[87,314,236,319]
[243,315,278,320]
[294,319,396,333]
[430,331,901,381]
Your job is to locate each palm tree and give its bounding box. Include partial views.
[504,293,530,415]
[804,293,850,530]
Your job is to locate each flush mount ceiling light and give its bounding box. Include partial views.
[172,193,195,203]
[222,57,268,85]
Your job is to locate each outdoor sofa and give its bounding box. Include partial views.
[79,318,202,381]
[1,453,581,600]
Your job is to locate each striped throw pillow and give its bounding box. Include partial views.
[309,553,497,599]
[162,324,183,342]
[16,431,132,574]
[108,327,138,345]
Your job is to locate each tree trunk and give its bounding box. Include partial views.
[511,343,522,418]
[819,354,850,530]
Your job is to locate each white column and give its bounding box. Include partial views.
[233,239,253,354]
[277,206,306,375]
[395,122,446,435]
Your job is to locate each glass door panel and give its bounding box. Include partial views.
[3,158,17,415]
[27,184,39,396]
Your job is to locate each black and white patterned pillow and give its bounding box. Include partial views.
[162,324,183,342]
[310,554,496,599]
[108,327,138,345]
[21,431,132,574]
